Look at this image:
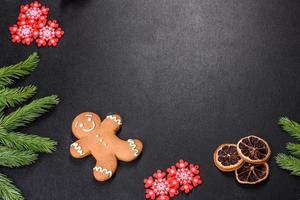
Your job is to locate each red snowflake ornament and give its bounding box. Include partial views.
[18,1,48,26]
[9,24,38,45]
[167,160,202,194]
[144,170,179,200]
[36,20,64,47]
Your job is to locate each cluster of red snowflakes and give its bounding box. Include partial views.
[144,160,202,200]
[9,1,64,47]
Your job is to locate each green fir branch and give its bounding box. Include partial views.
[0,85,37,109]
[0,128,56,153]
[0,52,58,200]
[0,174,23,200]
[286,143,300,158]
[276,153,300,176]
[278,117,300,141]
[0,53,39,87]
[0,95,59,131]
[0,146,37,168]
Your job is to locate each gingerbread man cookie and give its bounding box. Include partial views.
[70,112,143,181]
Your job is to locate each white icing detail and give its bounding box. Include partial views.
[106,115,122,125]
[74,114,96,132]
[127,139,139,156]
[97,137,107,147]
[82,121,95,132]
[71,142,85,155]
[93,166,112,177]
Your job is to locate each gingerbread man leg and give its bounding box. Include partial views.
[70,138,91,158]
[115,138,143,162]
[92,155,117,181]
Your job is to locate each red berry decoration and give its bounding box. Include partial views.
[144,170,179,200]
[167,160,202,194]
[9,1,64,47]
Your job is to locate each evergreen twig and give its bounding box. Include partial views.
[276,153,300,176]
[0,174,23,200]
[0,52,59,200]
[286,143,300,158]
[0,128,56,153]
[0,95,59,131]
[278,117,300,141]
[0,86,37,109]
[0,53,39,87]
[0,146,37,168]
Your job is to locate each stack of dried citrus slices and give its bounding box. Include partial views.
[213,135,271,184]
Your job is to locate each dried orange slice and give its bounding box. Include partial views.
[237,135,271,164]
[214,144,244,172]
[235,162,269,184]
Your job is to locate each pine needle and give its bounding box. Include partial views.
[276,153,300,176]
[0,95,59,131]
[278,117,300,141]
[0,146,37,168]
[0,85,37,108]
[0,128,56,153]
[0,53,39,87]
[286,143,300,158]
[0,174,23,200]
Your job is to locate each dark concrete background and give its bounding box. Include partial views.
[1,0,300,199]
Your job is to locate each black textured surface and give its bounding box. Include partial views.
[1,0,300,199]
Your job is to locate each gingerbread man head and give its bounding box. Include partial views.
[70,112,143,181]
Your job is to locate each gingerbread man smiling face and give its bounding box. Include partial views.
[70,112,143,181]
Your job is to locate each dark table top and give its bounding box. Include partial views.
[1,0,300,199]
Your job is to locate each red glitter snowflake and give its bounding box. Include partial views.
[18,1,48,26]
[167,160,202,194]
[144,170,179,200]
[9,24,38,45]
[9,1,64,47]
[36,20,64,47]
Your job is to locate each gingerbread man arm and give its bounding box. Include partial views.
[92,153,118,181]
[114,137,143,162]
[70,137,92,158]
